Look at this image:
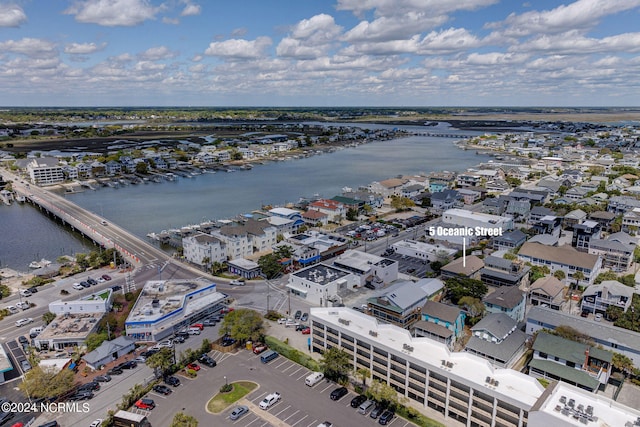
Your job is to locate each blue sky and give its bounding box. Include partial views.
[1,0,640,107]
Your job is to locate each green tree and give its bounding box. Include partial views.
[170,412,198,427]
[390,196,415,212]
[146,348,175,377]
[355,367,371,387]
[444,277,488,305]
[458,296,485,319]
[258,253,282,279]
[367,379,406,410]
[553,270,566,281]
[346,208,358,221]
[594,271,618,284]
[85,331,108,352]
[529,265,550,282]
[220,309,264,343]
[42,312,56,325]
[135,161,148,174]
[320,347,351,382]
[606,305,624,322]
[612,352,634,376]
[19,365,75,398]
[571,271,585,290]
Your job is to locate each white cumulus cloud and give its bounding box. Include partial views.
[181,3,201,16]
[0,38,57,58]
[139,46,176,60]
[64,42,106,55]
[64,0,158,27]
[0,3,27,27]
[204,36,272,59]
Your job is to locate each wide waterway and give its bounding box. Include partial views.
[1,123,493,271]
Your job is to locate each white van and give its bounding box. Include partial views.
[29,327,43,337]
[305,372,324,387]
[187,327,201,335]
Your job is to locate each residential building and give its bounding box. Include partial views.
[607,195,640,214]
[286,263,357,306]
[430,189,461,212]
[528,276,566,311]
[413,301,466,349]
[27,157,64,185]
[457,188,482,205]
[369,177,408,197]
[310,307,544,427]
[571,220,601,252]
[529,332,612,393]
[182,233,227,266]
[464,313,527,369]
[492,229,527,251]
[581,280,635,315]
[366,281,430,328]
[480,256,530,288]
[125,279,226,342]
[588,211,616,232]
[517,243,601,287]
[268,207,305,230]
[588,232,636,272]
[441,255,484,280]
[622,207,640,233]
[302,209,329,226]
[212,218,277,259]
[526,306,640,367]
[428,171,456,193]
[308,199,346,223]
[483,286,527,322]
[563,209,587,230]
[285,231,349,261]
[528,206,556,224]
[530,215,562,237]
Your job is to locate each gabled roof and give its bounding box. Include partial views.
[533,332,612,364]
[372,282,428,312]
[530,276,565,298]
[471,313,518,340]
[82,336,135,365]
[518,242,600,270]
[564,209,587,220]
[441,255,484,276]
[483,286,525,310]
[422,301,462,323]
[582,280,635,300]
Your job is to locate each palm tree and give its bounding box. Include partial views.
[571,271,585,290]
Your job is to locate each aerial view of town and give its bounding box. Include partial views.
[2,1,640,427]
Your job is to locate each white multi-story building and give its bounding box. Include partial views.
[212,219,277,260]
[287,264,357,306]
[182,233,227,266]
[442,208,514,233]
[391,240,457,263]
[332,249,398,286]
[27,157,64,185]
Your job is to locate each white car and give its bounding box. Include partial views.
[16,302,30,310]
[6,306,19,314]
[19,289,32,297]
[229,279,246,286]
[90,419,103,427]
[72,283,84,290]
[259,392,281,409]
[15,318,34,327]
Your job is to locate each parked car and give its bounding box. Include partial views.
[133,355,146,363]
[252,344,268,355]
[18,336,28,345]
[153,385,172,395]
[72,283,84,291]
[229,279,245,286]
[595,313,603,322]
[16,302,30,310]
[301,327,311,334]
[27,287,38,293]
[300,312,308,322]
[89,419,103,427]
[94,374,111,382]
[330,387,348,401]
[378,409,395,425]
[370,403,385,419]
[350,394,367,408]
[80,281,90,288]
[173,335,185,344]
[107,367,123,376]
[199,354,217,367]
[190,323,204,330]
[86,278,97,286]
[119,360,137,369]
[110,285,122,292]
[77,381,100,392]
[164,376,180,387]
[19,289,32,297]
[20,359,32,372]
[134,398,155,410]
[259,392,281,409]
[294,310,302,320]
[186,363,200,371]
[102,274,112,281]
[221,336,236,347]
[229,405,249,420]
[202,318,217,327]
[221,307,234,314]
[69,391,94,401]
[295,324,306,331]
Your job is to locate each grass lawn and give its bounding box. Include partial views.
[206,381,258,413]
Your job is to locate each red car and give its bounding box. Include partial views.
[253,344,267,355]
[190,323,204,330]
[134,398,155,410]
[186,363,200,371]
[221,307,235,314]
[301,327,311,334]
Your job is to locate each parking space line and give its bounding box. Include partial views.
[273,404,290,416]
[290,414,307,426]
[289,366,304,377]
[281,363,297,373]
[274,359,289,369]
[305,420,318,427]
[296,371,309,381]
[319,383,334,393]
[243,417,261,426]
[283,409,300,421]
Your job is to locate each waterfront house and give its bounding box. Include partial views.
[182,233,227,266]
[518,242,601,288]
[464,313,527,369]
[90,161,106,177]
[428,171,456,193]
[105,160,122,176]
[308,199,346,223]
[430,189,461,212]
[269,207,305,230]
[62,165,78,180]
[413,301,466,349]
[75,162,91,178]
[302,209,329,226]
[483,286,526,322]
[212,218,277,259]
[369,177,407,197]
[27,157,64,185]
[529,331,612,393]
[528,276,566,310]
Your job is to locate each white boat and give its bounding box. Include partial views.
[29,258,51,269]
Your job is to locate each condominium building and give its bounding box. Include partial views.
[27,157,64,185]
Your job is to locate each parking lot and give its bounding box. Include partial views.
[384,252,433,279]
[143,347,420,427]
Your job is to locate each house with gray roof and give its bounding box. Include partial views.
[480,256,530,288]
[529,331,612,393]
[413,301,465,350]
[529,276,566,311]
[492,229,527,251]
[82,336,135,370]
[581,280,635,315]
[366,281,430,328]
[588,231,636,272]
[526,306,640,366]
[483,286,527,322]
[518,243,601,287]
[464,313,527,368]
[563,209,587,230]
[441,255,484,280]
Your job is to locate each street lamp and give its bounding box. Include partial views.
[224,375,227,386]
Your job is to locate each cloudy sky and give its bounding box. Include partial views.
[1,0,639,107]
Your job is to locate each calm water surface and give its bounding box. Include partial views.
[1,126,491,270]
